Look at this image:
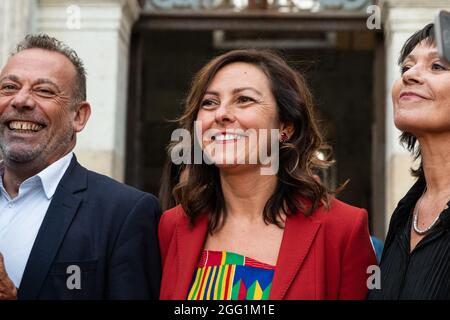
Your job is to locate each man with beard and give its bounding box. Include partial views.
[0,34,161,299]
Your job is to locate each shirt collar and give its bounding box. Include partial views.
[37,152,74,200]
[0,163,6,198]
[0,152,73,200]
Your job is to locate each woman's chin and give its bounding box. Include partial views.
[214,161,259,173]
[394,116,423,133]
[206,153,247,167]
[213,161,241,169]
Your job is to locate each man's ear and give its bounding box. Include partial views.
[73,101,91,133]
[280,122,294,140]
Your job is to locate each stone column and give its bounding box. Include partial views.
[0,0,35,68]
[383,0,450,235]
[37,0,141,181]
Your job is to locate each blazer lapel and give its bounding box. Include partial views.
[176,213,208,299]
[18,157,87,299]
[270,211,321,300]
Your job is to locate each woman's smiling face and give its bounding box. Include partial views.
[196,62,280,169]
[392,41,450,136]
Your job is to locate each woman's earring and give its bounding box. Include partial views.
[280,132,288,143]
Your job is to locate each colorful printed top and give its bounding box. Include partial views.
[187,250,275,300]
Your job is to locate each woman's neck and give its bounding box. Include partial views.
[219,166,278,222]
[419,133,450,196]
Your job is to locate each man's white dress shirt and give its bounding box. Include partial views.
[0,152,73,287]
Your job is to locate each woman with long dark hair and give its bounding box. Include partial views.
[159,49,376,300]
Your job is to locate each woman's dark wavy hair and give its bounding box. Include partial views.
[397,23,435,179]
[173,49,335,233]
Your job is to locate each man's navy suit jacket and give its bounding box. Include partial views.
[16,156,161,299]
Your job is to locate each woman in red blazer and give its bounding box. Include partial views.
[159,49,376,300]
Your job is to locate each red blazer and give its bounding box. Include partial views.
[158,198,377,300]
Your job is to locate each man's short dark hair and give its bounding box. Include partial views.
[14,33,87,103]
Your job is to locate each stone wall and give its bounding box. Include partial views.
[0,0,35,69]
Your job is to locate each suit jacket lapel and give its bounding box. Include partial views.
[270,211,321,300]
[176,213,208,299]
[18,157,87,299]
